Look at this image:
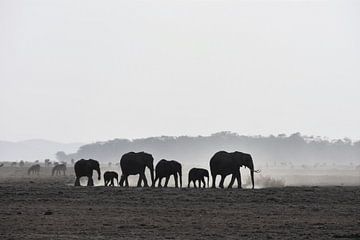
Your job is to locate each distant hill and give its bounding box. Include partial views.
[59,132,360,166]
[0,139,83,162]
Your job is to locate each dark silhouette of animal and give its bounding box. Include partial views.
[210,151,260,189]
[104,171,119,186]
[28,164,40,175]
[74,159,101,186]
[154,159,182,188]
[188,168,209,188]
[11,162,17,167]
[52,164,66,176]
[0,163,3,167]
[119,152,154,187]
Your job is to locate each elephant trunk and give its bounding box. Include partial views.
[207,176,209,188]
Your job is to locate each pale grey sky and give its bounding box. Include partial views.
[0,0,359,143]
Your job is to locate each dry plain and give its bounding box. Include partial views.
[0,166,359,240]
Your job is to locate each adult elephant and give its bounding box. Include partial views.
[119,152,154,187]
[188,168,209,188]
[210,151,259,189]
[104,171,119,186]
[154,159,182,188]
[74,159,101,186]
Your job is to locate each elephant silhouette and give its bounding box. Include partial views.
[119,152,154,187]
[52,164,66,176]
[154,159,182,188]
[74,159,101,186]
[104,171,119,186]
[28,164,40,175]
[188,168,209,188]
[210,151,260,189]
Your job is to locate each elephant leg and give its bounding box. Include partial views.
[110,179,114,186]
[193,180,197,188]
[174,174,178,188]
[219,175,225,189]
[119,175,125,187]
[137,174,143,187]
[87,177,94,186]
[75,177,81,186]
[228,175,236,189]
[202,178,206,188]
[125,177,129,187]
[141,173,149,187]
[158,177,163,187]
[104,180,108,186]
[211,174,217,188]
[236,171,242,189]
[187,180,190,188]
[164,176,170,187]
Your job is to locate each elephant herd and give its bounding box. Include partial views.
[74,151,260,189]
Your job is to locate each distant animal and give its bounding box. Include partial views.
[74,159,101,186]
[188,168,209,188]
[104,171,118,186]
[154,159,182,188]
[11,162,17,167]
[210,151,260,189]
[28,164,40,175]
[119,152,154,187]
[52,164,66,176]
[44,159,51,167]
[19,160,25,167]
[0,163,4,167]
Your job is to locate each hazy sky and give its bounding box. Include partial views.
[0,0,359,143]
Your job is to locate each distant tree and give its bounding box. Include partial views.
[56,151,68,162]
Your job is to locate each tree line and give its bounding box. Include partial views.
[56,132,360,167]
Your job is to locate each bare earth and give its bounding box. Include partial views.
[0,168,359,239]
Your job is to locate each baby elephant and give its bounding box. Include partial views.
[104,171,119,186]
[188,168,209,188]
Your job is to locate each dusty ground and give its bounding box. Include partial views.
[0,167,359,239]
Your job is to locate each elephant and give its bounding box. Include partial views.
[104,171,119,186]
[119,152,154,187]
[28,164,40,175]
[74,159,101,186]
[154,159,182,188]
[210,151,260,189]
[188,168,209,188]
[52,164,66,176]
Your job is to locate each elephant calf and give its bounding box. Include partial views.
[104,171,119,186]
[188,168,209,188]
[154,159,182,188]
